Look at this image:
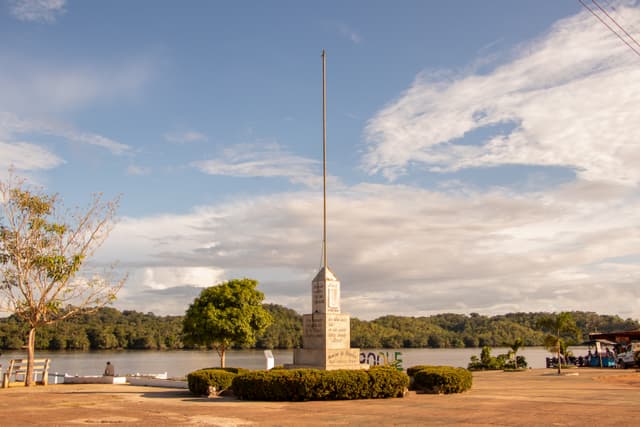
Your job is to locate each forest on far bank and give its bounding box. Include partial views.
[0,305,637,351]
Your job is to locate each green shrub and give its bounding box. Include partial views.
[368,366,409,398]
[412,366,472,394]
[187,367,248,395]
[467,346,528,371]
[232,368,409,401]
[406,365,445,377]
[316,369,370,400]
[191,366,250,375]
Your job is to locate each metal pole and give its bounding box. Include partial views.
[322,49,327,268]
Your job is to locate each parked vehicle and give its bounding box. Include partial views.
[616,342,640,369]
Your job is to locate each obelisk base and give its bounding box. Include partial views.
[286,312,366,370]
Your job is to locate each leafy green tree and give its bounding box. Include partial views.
[256,304,302,349]
[480,346,493,366]
[182,278,272,368]
[0,175,124,385]
[2,308,636,354]
[538,312,581,374]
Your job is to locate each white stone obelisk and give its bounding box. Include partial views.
[291,50,362,370]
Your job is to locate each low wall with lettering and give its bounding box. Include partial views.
[360,351,403,371]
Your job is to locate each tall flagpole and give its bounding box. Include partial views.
[322,49,327,269]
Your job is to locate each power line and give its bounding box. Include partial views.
[601,0,640,36]
[578,0,640,58]
[592,0,640,49]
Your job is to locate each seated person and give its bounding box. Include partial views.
[103,361,115,376]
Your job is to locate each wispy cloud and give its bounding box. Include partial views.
[164,130,208,144]
[0,54,153,114]
[0,112,130,155]
[127,165,151,176]
[192,142,321,187]
[0,50,151,174]
[0,140,63,176]
[363,4,640,185]
[9,0,66,23]
[322,20,362,44]
[337,22,362,44]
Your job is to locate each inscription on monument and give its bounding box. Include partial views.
[312,282,325,309]
[326,314,349,347]
[327,349,360,365]
[303,315,324,338]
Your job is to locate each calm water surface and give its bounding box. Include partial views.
[1,347,580,378]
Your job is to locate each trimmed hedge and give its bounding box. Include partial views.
[367,366,409,398]
[187,367,249,395]
[410,366,472,394]
[232,367,408,401]
[406,365,441,377]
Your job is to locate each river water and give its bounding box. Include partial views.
[1,347,579,379]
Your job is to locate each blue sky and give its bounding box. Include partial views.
[3,0,640,320]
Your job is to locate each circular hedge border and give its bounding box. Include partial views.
[231,366,408,401]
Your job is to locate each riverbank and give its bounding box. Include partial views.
[0,347,559,377]
[1,368,639,426]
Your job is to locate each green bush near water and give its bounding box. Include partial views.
[406,365,439,377]
[408,365,473,394]
[367,366,410,398]
[187,367,250,395]
[232,367,409,401]
[467,346,528,371]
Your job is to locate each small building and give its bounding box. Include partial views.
[589,330,640,343]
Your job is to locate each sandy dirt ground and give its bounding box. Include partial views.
[1,368,639,426]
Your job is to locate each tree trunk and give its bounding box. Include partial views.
[556,327,562,375]
[214,344,226,368]
[26,327,36,386]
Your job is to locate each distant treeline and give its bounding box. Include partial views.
[0,306,637,351]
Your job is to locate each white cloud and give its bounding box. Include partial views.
[0,140,63,176]
[114,285,203,316]
[9,0,65,23]
[96,179,640,319]
[164,131,208,144]
[0,112,130,156]
[60,127,130,155]
[363,4,640,185]
[131,266,225,290]
[192,142,322,187]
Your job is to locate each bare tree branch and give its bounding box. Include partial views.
[0,172,125,386]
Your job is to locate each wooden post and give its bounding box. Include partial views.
[42,359,50,386]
